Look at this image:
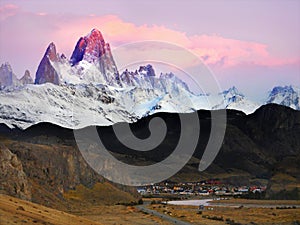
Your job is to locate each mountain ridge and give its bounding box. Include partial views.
[0,28,299,129]
[1,104,299,199]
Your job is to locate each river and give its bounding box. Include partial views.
[166,199,213,206]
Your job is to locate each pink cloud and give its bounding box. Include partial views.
[0,11,299,77]
[0,4,19,21]
[36,12,47,16]
[51,15,299,69]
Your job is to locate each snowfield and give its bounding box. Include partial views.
[1,79,298,130]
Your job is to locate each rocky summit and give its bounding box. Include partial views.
[70,29,119,85]
[0,62,17,88]
[267,85,300,110]
[19,70,33,86]
[33,29,120,86]
[35,42,60,85]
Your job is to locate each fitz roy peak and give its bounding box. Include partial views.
[0,29,199,129]
[35,29,120,86]
[33,29,191,92]
[0,28,299,129]
[70,29,119,86]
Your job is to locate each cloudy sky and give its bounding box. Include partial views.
[0,0,299,99]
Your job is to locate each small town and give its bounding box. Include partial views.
[137,179,267,197]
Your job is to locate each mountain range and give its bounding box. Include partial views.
[0,29,299,130]
[0,29,299,203]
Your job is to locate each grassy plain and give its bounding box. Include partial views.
[148,201,300,225]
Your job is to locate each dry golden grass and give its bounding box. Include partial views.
[0,194,174,225]
[63,182,136,206]
[63,184,173,224]
[148,203,300,225]
[269,174,300,193]
[0,194,103,225]
[69,204,174,225]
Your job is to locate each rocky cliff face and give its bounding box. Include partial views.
[35,43,60,85]
[0,130,138,208]
[71,29,106,65]
[4,140,102,204]
[70,29,119,85]
[0,144,31,200]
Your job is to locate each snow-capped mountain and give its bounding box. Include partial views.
[35,29,120,86]
[0,79,198,129]
[266,85,300,110]
[0,28,299,129]
[0,29,199,129]
[33,28,192,94]
[212,86,260,114]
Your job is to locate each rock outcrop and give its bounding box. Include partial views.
[19,70,33,86]
[0,144,31,200]
[0,125,138,208]
[0,62,18,88]
[138,64,155,77]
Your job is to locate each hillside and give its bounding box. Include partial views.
[0,137,138,211]
[0,194,103,225]
[0,104,299,201]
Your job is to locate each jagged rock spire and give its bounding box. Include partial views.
[20,70,33,85]
[35,42,59,85]
[0,62,18,87]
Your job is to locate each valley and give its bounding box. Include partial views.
[0,27,299,225]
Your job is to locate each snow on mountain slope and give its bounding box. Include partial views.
[0,29,205,129]
[266,85,300,110]
[0,78,297,130]
[212,86,260,114]
[0,81,199,129]
[0,83,130,129]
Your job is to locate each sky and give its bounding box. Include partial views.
[0,0,299,100]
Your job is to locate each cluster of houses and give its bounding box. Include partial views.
[137,180,266,197]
